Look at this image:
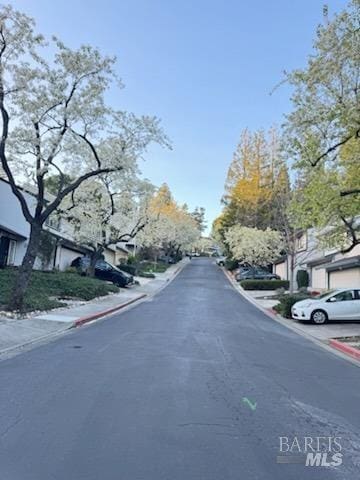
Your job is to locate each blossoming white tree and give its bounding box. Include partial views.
[60,175,155,275]
[137,184,200,257]
[0,6,167,309]
[225,226,284,266]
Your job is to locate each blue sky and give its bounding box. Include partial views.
[13,0,346,233]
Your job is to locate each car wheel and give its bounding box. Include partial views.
[311,309,328,325]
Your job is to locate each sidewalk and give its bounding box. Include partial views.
[0,259,187,357]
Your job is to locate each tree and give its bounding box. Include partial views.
[0,6,167,309]
[225,226,284,267]
[289,141,360,253]
[191,207,207,233]
[59,175,155,276]
[221,128,284,232]
[284,0,360,189]
[138,185,200,257]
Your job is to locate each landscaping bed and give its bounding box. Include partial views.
[332,336,360,350]
[240,279,290,291]
[0,269,119,312]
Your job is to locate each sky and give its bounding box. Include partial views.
[12,0,346,234]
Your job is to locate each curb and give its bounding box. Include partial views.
[0,260,188,359]
[221,267,360,367]
[73,260,189,327]
[73,293,147,327]
[329,339,360,360]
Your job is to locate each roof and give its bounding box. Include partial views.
[50,232,91,255]
[0,224,27,240]
[307,254,336,268]
[322,255,360,272]
[273,255,287,265]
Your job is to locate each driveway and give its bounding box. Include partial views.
[0,258,359,479]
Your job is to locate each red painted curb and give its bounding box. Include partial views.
[74,294,147,327]
[329,339,360,361]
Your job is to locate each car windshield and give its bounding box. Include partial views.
[314,289,336,299]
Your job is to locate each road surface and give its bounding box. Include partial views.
[0,258,359,479]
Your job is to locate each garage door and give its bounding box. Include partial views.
[57,246,82,271]
[329,268,360,288]
[275,262,286,280]
[311,267,327,289]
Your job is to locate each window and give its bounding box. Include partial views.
[45,215,61,231]
[332,290,355,302]
[355,290,360,300]
[7,239,16,266]
[295,233,307,252]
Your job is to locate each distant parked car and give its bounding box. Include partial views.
[292,288,360,324]
[71,257,133,287]
[159,255,176,264]
[216,256,226,266]
[235,266,280,281]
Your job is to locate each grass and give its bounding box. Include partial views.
[0,268,119,312]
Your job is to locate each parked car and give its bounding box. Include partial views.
[216,256,226,266]
[235,266,280,281]
[159,255,176,264]
[291,288,360,324]
[71,257,134,287]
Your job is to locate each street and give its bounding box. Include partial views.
[0,258,360,479]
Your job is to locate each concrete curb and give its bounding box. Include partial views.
[73,293,148,327]
[76,259,189,328]
[221,267,360,367]
[75,260,189,327]
[0,261,189,360]
[329,339,360,360]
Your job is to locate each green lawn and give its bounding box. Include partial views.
[0,269,119,312]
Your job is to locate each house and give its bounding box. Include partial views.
[273,227,360,290]
[0,178,128,271]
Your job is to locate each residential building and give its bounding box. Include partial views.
[273,227,360,290]
[0,178,129,271]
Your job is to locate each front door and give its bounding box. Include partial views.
[0,236,10,267]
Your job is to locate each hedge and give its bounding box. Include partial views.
[273,293,310,318]
[240,279,290,290]
[296,269,309,288]
[225,258,238,271]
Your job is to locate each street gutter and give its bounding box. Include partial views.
[0,259,189,360]
[222,267,360,367]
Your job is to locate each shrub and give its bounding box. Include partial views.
[118,264,137,276]
[296,269,309,288]
[225,258,238,271]
[240,279,290,290]
[273,293,310,318]
[127,255,139,265]
[0,269,119,312]
[140,261,168,273]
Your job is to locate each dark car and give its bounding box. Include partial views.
[158,255,176,264]
[71,257,133,287]
[235,266,280,281]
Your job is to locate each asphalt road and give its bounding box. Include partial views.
[1,258,360,479]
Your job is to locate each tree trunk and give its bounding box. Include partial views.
[9,223,42,311]
[88,248,103,277]
[289,253,295,294]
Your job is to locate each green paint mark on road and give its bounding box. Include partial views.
[242,397,257,411]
